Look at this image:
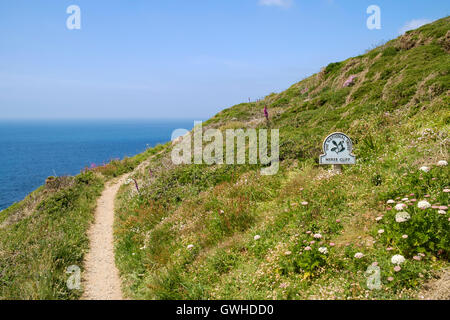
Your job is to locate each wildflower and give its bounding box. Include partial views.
[263,106,269,121]
[395,212,411,223]
[402,234,408,239]
[387,277,394,282]
[187,244,194,250]
[372,262,378,267]
[378,229,385,234]
[301,201,309,206]
[254,235,261,240]
[439,206,448,210]
[437,160,448,167]
[394,203,407,211]
[318,247,328,254]
[418,253,425,257]
[443,189,450,193]
[391,254,405,265]
[306,231,312,234]
[336,219,341,223]
[354,252,364,259]
[394,266,402,272]
[219,209,224,214]
[304,246,312,251]
[387,199,395,204]
[418,200,431,209]
[438,210,446,215]
[329,242,335,247]
[410,199,417,202]
[313,233,322,239]
[310,240,316,245]
[401,197,409,201]
[279,282,288,289]
[375,216,383,221]
[419,166,430,172]
[284,251,292,256]
[424,194,430,198]
[343,75,357,87]
[413,256,421,261]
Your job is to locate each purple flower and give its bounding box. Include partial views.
[263,107,269,121]
[343,75,357,87]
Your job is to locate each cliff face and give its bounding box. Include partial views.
[1,17,449,300]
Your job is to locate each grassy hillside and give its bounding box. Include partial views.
[114,17,449,299]
[0,17,448,300]
[0,148,158,299]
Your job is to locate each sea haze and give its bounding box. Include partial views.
[0,119,195,211]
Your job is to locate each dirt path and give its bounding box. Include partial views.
[82,160,149,300]
[81,173,130,300]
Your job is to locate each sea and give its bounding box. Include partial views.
[0,119,195,211]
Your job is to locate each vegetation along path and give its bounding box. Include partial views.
[82,160,149,300]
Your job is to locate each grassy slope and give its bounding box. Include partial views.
[115,17,450,300]
[0,147,160,299]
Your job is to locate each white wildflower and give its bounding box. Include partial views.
[318,247,328,254]
[354,252,364,259]
[419,166,430,172]
[437,160,448,167]
[395,212,411,223]
[313,233,322,239]
[418,200,431,209]
[391,254,405,265]
[378,229,385,234]
[438,210,446,215]
[387,199,395,204]
[254,235,261,240]
[187,244,194,250]
[395,203,407,211]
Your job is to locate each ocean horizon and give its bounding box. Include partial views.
[0,119,196,211]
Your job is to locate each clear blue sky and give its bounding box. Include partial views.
[0,0,448,119]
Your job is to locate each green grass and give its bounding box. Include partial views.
[0,171,103,299]
[114,17,450,300]
[0,145,157,299]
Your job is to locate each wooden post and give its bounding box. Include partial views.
[333,164,342,174]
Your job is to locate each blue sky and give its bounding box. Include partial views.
[0,0,448,120]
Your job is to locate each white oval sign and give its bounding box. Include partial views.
[319,132,356,165]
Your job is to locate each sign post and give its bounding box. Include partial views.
[319,132,356,173]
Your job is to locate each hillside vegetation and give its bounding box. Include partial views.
[0,17,449,300]
[0,148,159,299]
[114,17,449,300]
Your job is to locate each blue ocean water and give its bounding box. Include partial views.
[0,119,194,211]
